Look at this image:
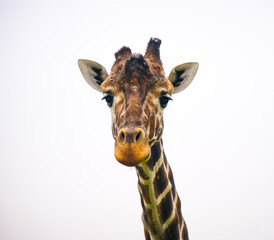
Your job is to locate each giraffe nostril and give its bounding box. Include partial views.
[135,130,142,143]
[119,131,125,144]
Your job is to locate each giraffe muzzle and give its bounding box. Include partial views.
[114,128,150,166]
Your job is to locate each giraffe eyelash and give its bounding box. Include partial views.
[102,94,114,107]
[159,95,173,108]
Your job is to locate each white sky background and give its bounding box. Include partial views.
[1,0,274,239]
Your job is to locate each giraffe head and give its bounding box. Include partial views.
[78,38,198,166]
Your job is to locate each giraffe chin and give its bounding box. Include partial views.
[114,142,151,167]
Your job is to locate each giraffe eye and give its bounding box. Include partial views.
[159,96,172,108]
[102,94,114,107]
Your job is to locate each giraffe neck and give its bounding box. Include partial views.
[135,140,189,240]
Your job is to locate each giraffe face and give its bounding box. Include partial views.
[78,38,199,167]
[100,52,174,166]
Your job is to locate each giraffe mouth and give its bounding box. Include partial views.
[114,141,151,166]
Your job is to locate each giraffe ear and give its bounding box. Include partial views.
[168,62,199,93]
[78,59,108,92]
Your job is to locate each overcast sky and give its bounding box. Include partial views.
[1,0,274,239]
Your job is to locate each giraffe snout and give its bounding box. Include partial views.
[115,128,150,166]
[117,128,144,144]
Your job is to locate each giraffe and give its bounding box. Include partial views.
[78,38,198,240]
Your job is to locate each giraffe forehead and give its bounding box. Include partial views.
[111,75,172,97]
[101,52,174,97]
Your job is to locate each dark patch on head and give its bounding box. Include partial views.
[153,163,169,199]
[124,53,149,77]
[146,141,162,170]
[131,53,145,61]
[161,217,180,240]
[157,193,173,224]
